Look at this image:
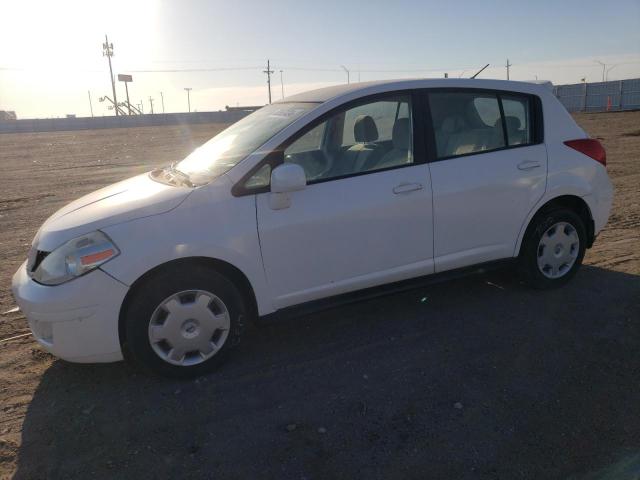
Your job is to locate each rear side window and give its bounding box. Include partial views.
[501,95,531,146]
[429,92,505,158]
[428,90,537,159]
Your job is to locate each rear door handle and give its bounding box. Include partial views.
[517,160,541,171]
[393,182,423,194]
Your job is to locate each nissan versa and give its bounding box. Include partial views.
[12,79,613,377]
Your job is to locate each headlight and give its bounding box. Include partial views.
[32,231,120,285]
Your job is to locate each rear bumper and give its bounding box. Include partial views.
[11,261,128,363]
[588,169,614,235]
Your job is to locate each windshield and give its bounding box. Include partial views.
[175,102,318,185]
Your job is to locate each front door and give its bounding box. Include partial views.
[255,93,434,309]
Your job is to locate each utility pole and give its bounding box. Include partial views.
[149,96,154,114]
[184,87,192,112]
[124,82,131,114]
[506,58,512,80]
[263,60,274,104]
[102,34,118,116]
[341,65,350,84]
[87,90,94,117]
[117,75,133,115]
[280,70,284,99]
[160,92,165,113]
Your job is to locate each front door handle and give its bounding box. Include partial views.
[517,160,541,171]
[393,182,423,194]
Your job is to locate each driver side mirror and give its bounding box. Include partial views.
[269,163,306,210]
[271,163,307,193]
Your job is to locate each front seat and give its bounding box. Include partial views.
[376,118,412,169]
[340,115,381,175]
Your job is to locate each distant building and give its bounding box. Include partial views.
[225,105,262,113]
[66,114,77,118]
[0,111,17,121]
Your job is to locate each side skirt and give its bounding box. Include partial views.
[257,258,517,324]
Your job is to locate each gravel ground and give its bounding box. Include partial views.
[0,112,639,479]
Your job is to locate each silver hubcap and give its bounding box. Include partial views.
[148,290,230,366]
[537,221,580,279]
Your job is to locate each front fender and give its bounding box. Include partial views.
[100,179,273,316]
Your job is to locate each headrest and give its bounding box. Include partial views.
[441,116,465,134]
[504,115,521,132]
[392,118,411,150]
[353,115,379,143]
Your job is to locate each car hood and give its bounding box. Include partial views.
[34,173,193,251]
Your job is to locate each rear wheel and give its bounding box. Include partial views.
[519,208,587,289]
[123,264,247,378]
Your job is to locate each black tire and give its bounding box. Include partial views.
[518,208,587,289]
[123,264,247,378]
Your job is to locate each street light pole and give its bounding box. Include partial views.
[87,90,94,117]
[340,65,350,84]
[280,70,284,99]
[595,60,606,82]
[184,87,192,112]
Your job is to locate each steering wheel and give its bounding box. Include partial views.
[285,151,334,182]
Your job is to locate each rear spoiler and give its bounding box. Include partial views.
[525,80,554,91]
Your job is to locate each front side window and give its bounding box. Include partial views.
[284,95,414,182]
[430,92,505,159]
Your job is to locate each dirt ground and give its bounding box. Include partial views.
[0,112,639,479]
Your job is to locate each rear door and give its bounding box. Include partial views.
[426,89,547,272]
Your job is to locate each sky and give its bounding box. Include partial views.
[1,0,639,119]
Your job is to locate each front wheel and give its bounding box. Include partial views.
[123,264,247,378]
[519,208,587,289]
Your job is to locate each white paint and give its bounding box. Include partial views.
[11,78,613,365]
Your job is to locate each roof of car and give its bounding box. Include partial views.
[280,78,552,104]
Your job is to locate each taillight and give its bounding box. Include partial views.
[564,139,606,167]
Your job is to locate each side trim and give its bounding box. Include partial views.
[257,258,516,324]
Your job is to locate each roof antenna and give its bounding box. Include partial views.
[471,64,490,79]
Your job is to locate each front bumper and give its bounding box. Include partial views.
[11,261,128,363]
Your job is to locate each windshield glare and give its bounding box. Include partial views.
[176,102,317,184]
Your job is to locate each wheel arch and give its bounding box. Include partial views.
[117,256,258,351]
[515,194,595,256]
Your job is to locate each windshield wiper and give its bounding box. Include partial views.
[166,162,195,187]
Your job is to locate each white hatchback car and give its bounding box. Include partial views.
[12,79,613,377]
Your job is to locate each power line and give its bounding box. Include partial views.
[2,60,639,74]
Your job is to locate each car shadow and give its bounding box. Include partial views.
[13,265,640,479]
